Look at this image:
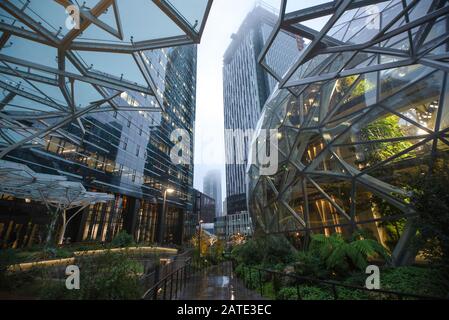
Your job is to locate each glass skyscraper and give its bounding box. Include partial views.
[223,3,302,215]
[203,169,222,217]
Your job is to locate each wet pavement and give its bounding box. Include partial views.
[177,262,265,300]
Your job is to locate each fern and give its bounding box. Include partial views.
[346,244,367,270]
[309,233,390,277]
[327,244,348,270]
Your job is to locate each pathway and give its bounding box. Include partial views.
[177,261,265,300]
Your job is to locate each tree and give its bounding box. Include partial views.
[360,115,412,165]
[190,230,216,257]
[412,162,449,268]
[360,115,413,251]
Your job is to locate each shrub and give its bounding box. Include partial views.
[334,286,370,300]
[412,163,449,268]
[299,285,334,300]
[202,240,225,265]
[43,247,73,259]
[111,231,135,248]
[341,266,449,299]
[234,264,264,291]
[39,250,143,300]
[293,250,329,279]
[381,266,448,298]
[0,249,19,290]
[231,235,295,267]
[277,287,298,300]
[231,239,263,266]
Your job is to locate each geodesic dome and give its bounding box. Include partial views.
[247,0,449,258]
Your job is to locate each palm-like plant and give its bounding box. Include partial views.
[309,233,390,276]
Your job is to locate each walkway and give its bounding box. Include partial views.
[177,261,265,300]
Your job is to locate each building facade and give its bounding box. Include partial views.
[203,169,222,217]
[223,4,301,215]
[0,1,212,248]
[0,45,198,248]
[247,0,449,265]
[214,212,253,240]
[193,189,216,224]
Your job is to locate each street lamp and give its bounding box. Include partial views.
[198,219,204,257]
[158,187,174,244]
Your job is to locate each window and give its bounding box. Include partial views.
[132,169,136,182]
[123,137,128,150]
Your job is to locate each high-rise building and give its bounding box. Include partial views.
[214,212,253,240]
[223,3,301,215]
[203,170,222,217]
[0,1,212,248]
[193,189,215,224]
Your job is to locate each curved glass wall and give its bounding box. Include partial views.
[0,0,211,247]
[247,0,449,255]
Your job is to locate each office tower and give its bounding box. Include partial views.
[223,3,301,215]
[214,212,253,240]
[0,1,212,247]
[193,189,216,224]
[203,169,222,217]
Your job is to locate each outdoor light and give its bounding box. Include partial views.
[166,188,175,193]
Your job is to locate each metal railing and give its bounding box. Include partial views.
[236,263,447,300]
[141,256,208,300]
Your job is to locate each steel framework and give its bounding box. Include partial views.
[247,0,449,265]
[0,0,212,158]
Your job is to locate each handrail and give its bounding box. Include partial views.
[237,263,447,300]
[141,255,211,300]
[141,258,191,299]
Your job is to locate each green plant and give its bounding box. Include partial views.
[207,240,225,265]
[234,264,263,291]
[261,281,276,299]
[293,250,329,278]
[360,115,412,164]
[0,248,19,290]
[277,287,298,300]
[412,163,449,268]
[111,231,135,248]
[231,239,263,266]
[381,266,448,297]
[308,233,389,277]
[39,250,143,300]
[231,235,295,267]
[335,286,371,300]
[43,247,73,259]
[299,285,334,300]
